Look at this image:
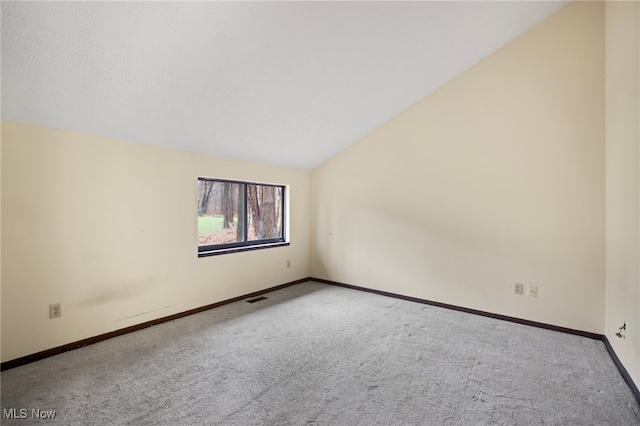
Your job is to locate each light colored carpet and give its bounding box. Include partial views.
[1,281,639,425]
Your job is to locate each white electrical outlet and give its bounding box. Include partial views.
[514,283,524,295]
[528,285,538,298]
[49,303,61,319]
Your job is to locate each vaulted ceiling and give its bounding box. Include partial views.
[1,1,568,170]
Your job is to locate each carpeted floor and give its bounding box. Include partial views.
[1,281,639,425]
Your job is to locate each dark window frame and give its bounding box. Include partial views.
[197,177,288,257]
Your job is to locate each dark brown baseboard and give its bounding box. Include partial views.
[311,277,640,406]
[603,336,640,404]
[3,275,639,407]
[311,277,603,340]
[0,278,309,371]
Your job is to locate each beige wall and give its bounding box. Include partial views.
[3,1,638,391]
[1,122,3,362]
[310,2,605,333]
[605,1,640,388]
[1,121,310,362]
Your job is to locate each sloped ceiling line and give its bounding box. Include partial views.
[1,1,568,170]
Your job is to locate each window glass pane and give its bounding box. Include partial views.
[198,181,244,246]
[246,184,283,241]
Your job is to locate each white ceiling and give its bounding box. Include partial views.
[1,1,568,170]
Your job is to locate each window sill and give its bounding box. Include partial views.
[198,242,290,257]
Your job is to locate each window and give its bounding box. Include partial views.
[197,178,287,256]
